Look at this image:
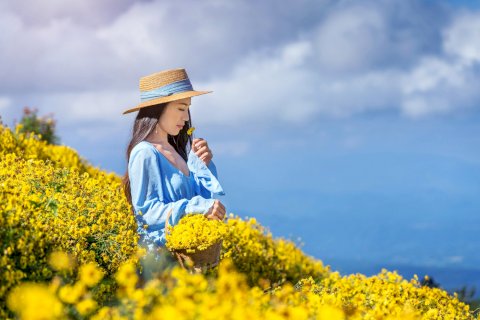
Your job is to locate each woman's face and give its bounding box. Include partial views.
[157,97,191,136]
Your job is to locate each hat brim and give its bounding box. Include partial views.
[122,90,213,115]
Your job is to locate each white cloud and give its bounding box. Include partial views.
[402,57,466,94]
[95,2,172,63]
[399,12,480,118]
[191,38,402,125]
[312,4,388,73]
[191,39,317,125]
[0,0,328,94]
[38,89,137,122]
[1,0,480,131]
[443,11,480,66]
[191,3,480,124]
[2,0,137,27]
[401,96,451,118]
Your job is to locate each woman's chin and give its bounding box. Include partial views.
[170,128,182,136]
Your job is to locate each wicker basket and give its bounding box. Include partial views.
[165,209,222,273]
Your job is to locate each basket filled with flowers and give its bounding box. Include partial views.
[165,209,227,273]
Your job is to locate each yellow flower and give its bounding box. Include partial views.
[76,298,98,316]
[187,127,195,136]
[58,282,86,304]
[7,282,64,319]
[48,250,74,271]
[317,304,345,320]
[79,262,104,287]
[115,262,138,288]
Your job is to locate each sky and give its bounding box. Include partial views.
[1,0,480,288]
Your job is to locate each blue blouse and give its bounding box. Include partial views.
[128,140,226,251]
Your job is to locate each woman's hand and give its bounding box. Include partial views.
[204,200,226,221]
[192,138,213,166]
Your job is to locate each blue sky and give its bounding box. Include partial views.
[1,0,480,281]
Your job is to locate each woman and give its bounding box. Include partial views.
[121,68,226,253]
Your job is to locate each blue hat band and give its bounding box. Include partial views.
[140,78,193,102]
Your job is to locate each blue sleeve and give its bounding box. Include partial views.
[207,158,218,179]
[128,146,216,247]
[187,149,226,198]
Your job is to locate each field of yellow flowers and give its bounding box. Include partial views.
[0,122,478,319]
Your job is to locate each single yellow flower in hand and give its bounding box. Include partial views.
[187,127,195,136]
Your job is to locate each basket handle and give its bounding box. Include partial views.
[165,208,174,235]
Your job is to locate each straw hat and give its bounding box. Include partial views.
[122,68,212,114]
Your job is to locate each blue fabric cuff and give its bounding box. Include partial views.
[187,149,226,196]
[185,196,216,216]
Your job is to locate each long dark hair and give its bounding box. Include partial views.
[122,102,193,212]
